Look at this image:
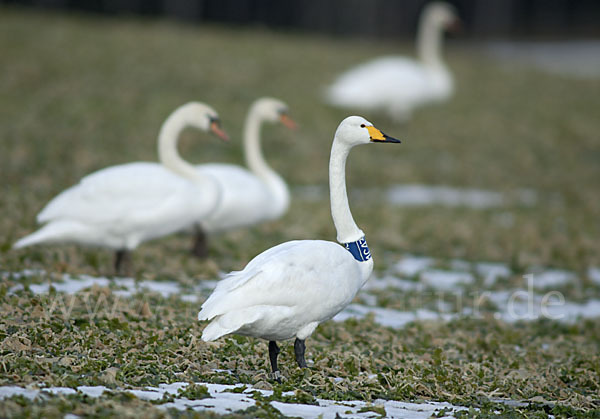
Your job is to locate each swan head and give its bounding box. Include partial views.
[251,97,297,129]
[177,102,229,141]
[335,116,401,147]
[422,2,460,31]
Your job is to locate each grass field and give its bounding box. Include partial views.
[1,6,599,418]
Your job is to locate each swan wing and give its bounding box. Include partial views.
[37,162,203,231]
[326,56,444,107]
[199,240,361,322]
[195,163,272,231]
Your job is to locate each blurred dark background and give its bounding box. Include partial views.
[2,0,599,39]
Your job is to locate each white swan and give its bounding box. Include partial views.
[13,102,229,274]
[191,97,296,257]
[325,2,459,121]
[198,116,401,378]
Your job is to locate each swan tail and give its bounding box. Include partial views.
[13,226,55,249]
[199,309,263,342]
[201,318,237,342]
[13,221,85,249]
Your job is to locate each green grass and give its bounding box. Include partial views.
[1,6,599,417]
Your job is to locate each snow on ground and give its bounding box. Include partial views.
[0,382,467,418]
[485,40,600,79]
[5,254,600,329]
[6,273,216,299]
[334,303,455,329]
[386,185,504,208]
[393,256,435,277]
[588,267,600,286]
[294,184,537,209]
[527,269,575,289]
[419,269,475,290]
[3,255,599,416]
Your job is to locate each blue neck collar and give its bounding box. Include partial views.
[343,236,372,262]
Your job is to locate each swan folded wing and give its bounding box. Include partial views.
[203,240,306,296]
[199,240,360,322]
[196,163,273,228]
[196,164,262,191]
[327,57,433,106]
[37,163,200,229]
[201,305,294,341]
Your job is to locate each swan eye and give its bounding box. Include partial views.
[360,124,365,128]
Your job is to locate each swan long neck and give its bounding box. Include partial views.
[243,106,289,214]
[417,14,445,68]
[329,138,364,244]
[157,109,219,194]
[243,107,274,178]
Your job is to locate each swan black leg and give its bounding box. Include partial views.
[268,340,281,382]
[192,225,208,258]
[294,338,307,368]
[114,249,131,276]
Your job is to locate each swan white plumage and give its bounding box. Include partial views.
[13,102,229,274]
[325,2,459,121]
[198,116,401,378]
[190,97,296,257]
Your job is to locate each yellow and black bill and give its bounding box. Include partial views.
[367,126,401,143]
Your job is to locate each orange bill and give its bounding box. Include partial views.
[210,120,230,142]
[280,114,297,130]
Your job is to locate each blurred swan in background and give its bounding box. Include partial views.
[325,2,459,121]
[199,116,401,378]
[14,102,229,275]
[191,97,296,257]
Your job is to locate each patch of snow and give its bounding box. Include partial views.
[335,304,454,329]
[380,399,467,418]
[43,387,77,396]
[0,382,470,418]
[0,386,40,400]
[475,262,512,286]
[77,386,108,398]
[294,184,537,209]
[487,290,600,322]
[394,256,435,277]
[0,269,46,280]
[7,273,203,301]
[386,185,504,209]
[127,389,165,401]
[137,280,181,298]
[420,270,475,290]
[529,269,575,289]
[357,293,378,306]
[195,279,219,292]
[8,284,25,294]
[587,267,600,286]
[180,294,199,303]
[28,275,111,295]
[364,275,424,292]
[485,40,600,79]
[160,394,255,415]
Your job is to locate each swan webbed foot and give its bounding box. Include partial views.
[294,338,308,368]
[114,249,132,277]
[268,340,282,382]
[191,226,209,258]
